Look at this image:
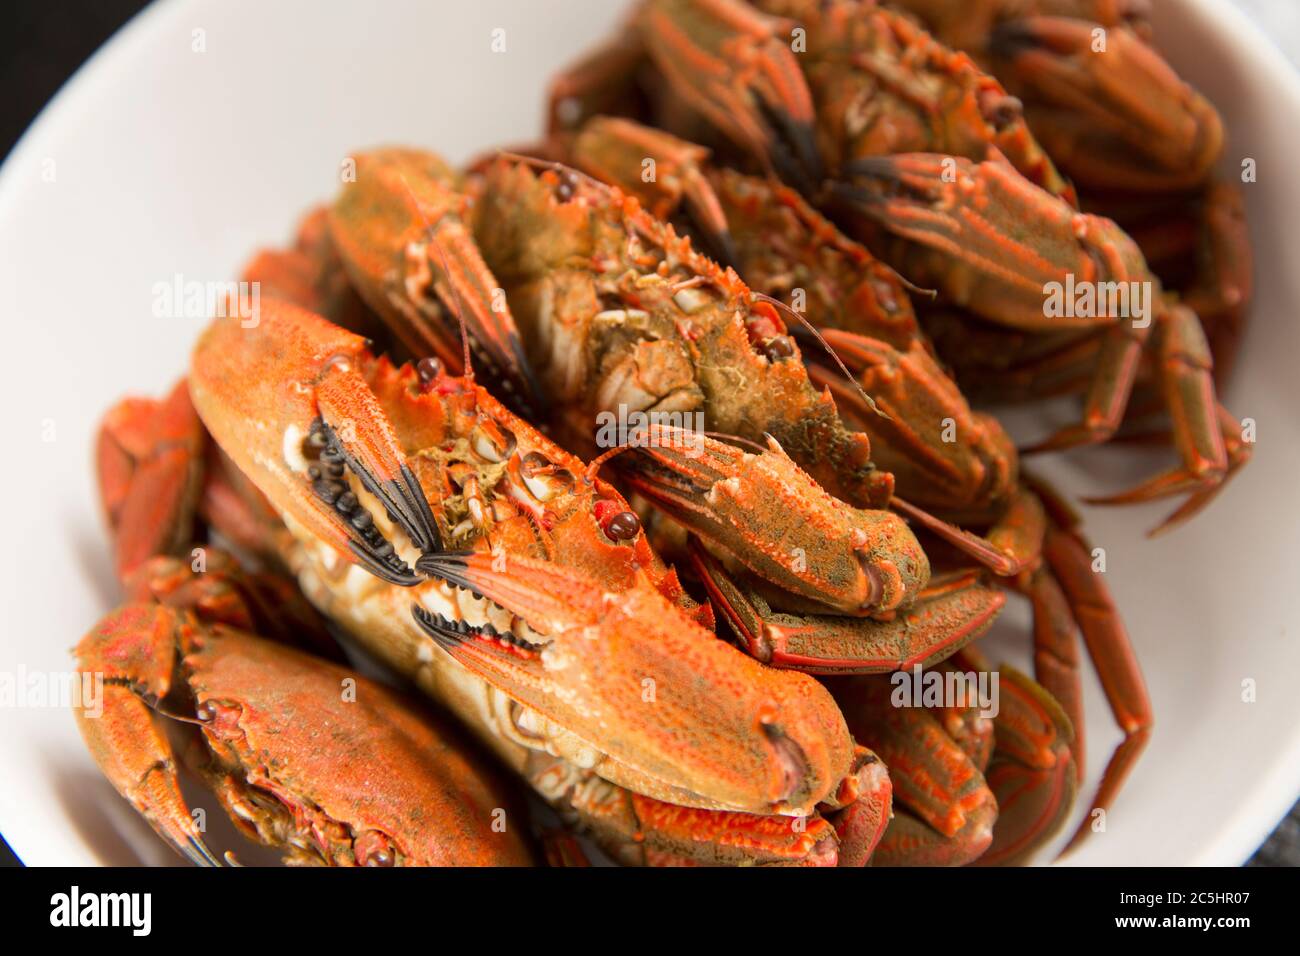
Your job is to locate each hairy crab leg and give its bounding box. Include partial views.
[840,152,1244,529]
[1081,307,1248,535]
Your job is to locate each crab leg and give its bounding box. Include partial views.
[637,0,823,191]
[692,543,1004,674]
[74,604,220,866]
[329,148,544,415]
[837,152,1151,331]
[831,676,998,866]
[96,381,205,584]
[988,17,1223,191]
[190,301,440,585]
[1082,304,1240,534]
[841,152,1245,528]
[975,665,1079,866]
[809,331,1017,514]
[1027,486,1153,857]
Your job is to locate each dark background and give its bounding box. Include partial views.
[1,0,1294,868]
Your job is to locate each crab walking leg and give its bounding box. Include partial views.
[1082,304,1244,535]
[1133,404,1253,534]
[809,331,1016,514]
[1019,564,1087,782]
[840,152,1245,529]
[986,16,1223,191]
[836,152,1154,450]
[1184,183,1253,388]
[1029,484,1152,857]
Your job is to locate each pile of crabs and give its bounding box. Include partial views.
[78,0,1252,866]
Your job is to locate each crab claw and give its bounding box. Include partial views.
[411,549,854,816]
[189,300,440,586]
[831,676,998,866]
[693,544,1005,674]
[975,667,1078,866]
[329,147,545,416]
[808,330,1018,517]
[96,381,206,585]
[638,0,822,193]
[835,152,1150,331]
[988,17,1223,190]
[73,604,222,866]
[618,425,928,616]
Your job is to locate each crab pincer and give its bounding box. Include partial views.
[74,602,532,866]
[190,298,440,586]
[412,549,855,816]
[329,147,545,415]
[986,15,1223,191]
[637,0,823,192]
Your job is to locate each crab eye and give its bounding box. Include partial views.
[604,510,641,541]
[592,498,642,542]
[416,356,443,386]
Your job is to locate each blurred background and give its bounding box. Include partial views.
[0,0,1295,867]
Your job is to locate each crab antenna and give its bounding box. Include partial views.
[703,430,768,454]
[497,150,619,196]
[751,291,891,421]
[584,429,653,483]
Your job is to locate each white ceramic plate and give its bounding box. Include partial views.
[1,0,1297,866]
